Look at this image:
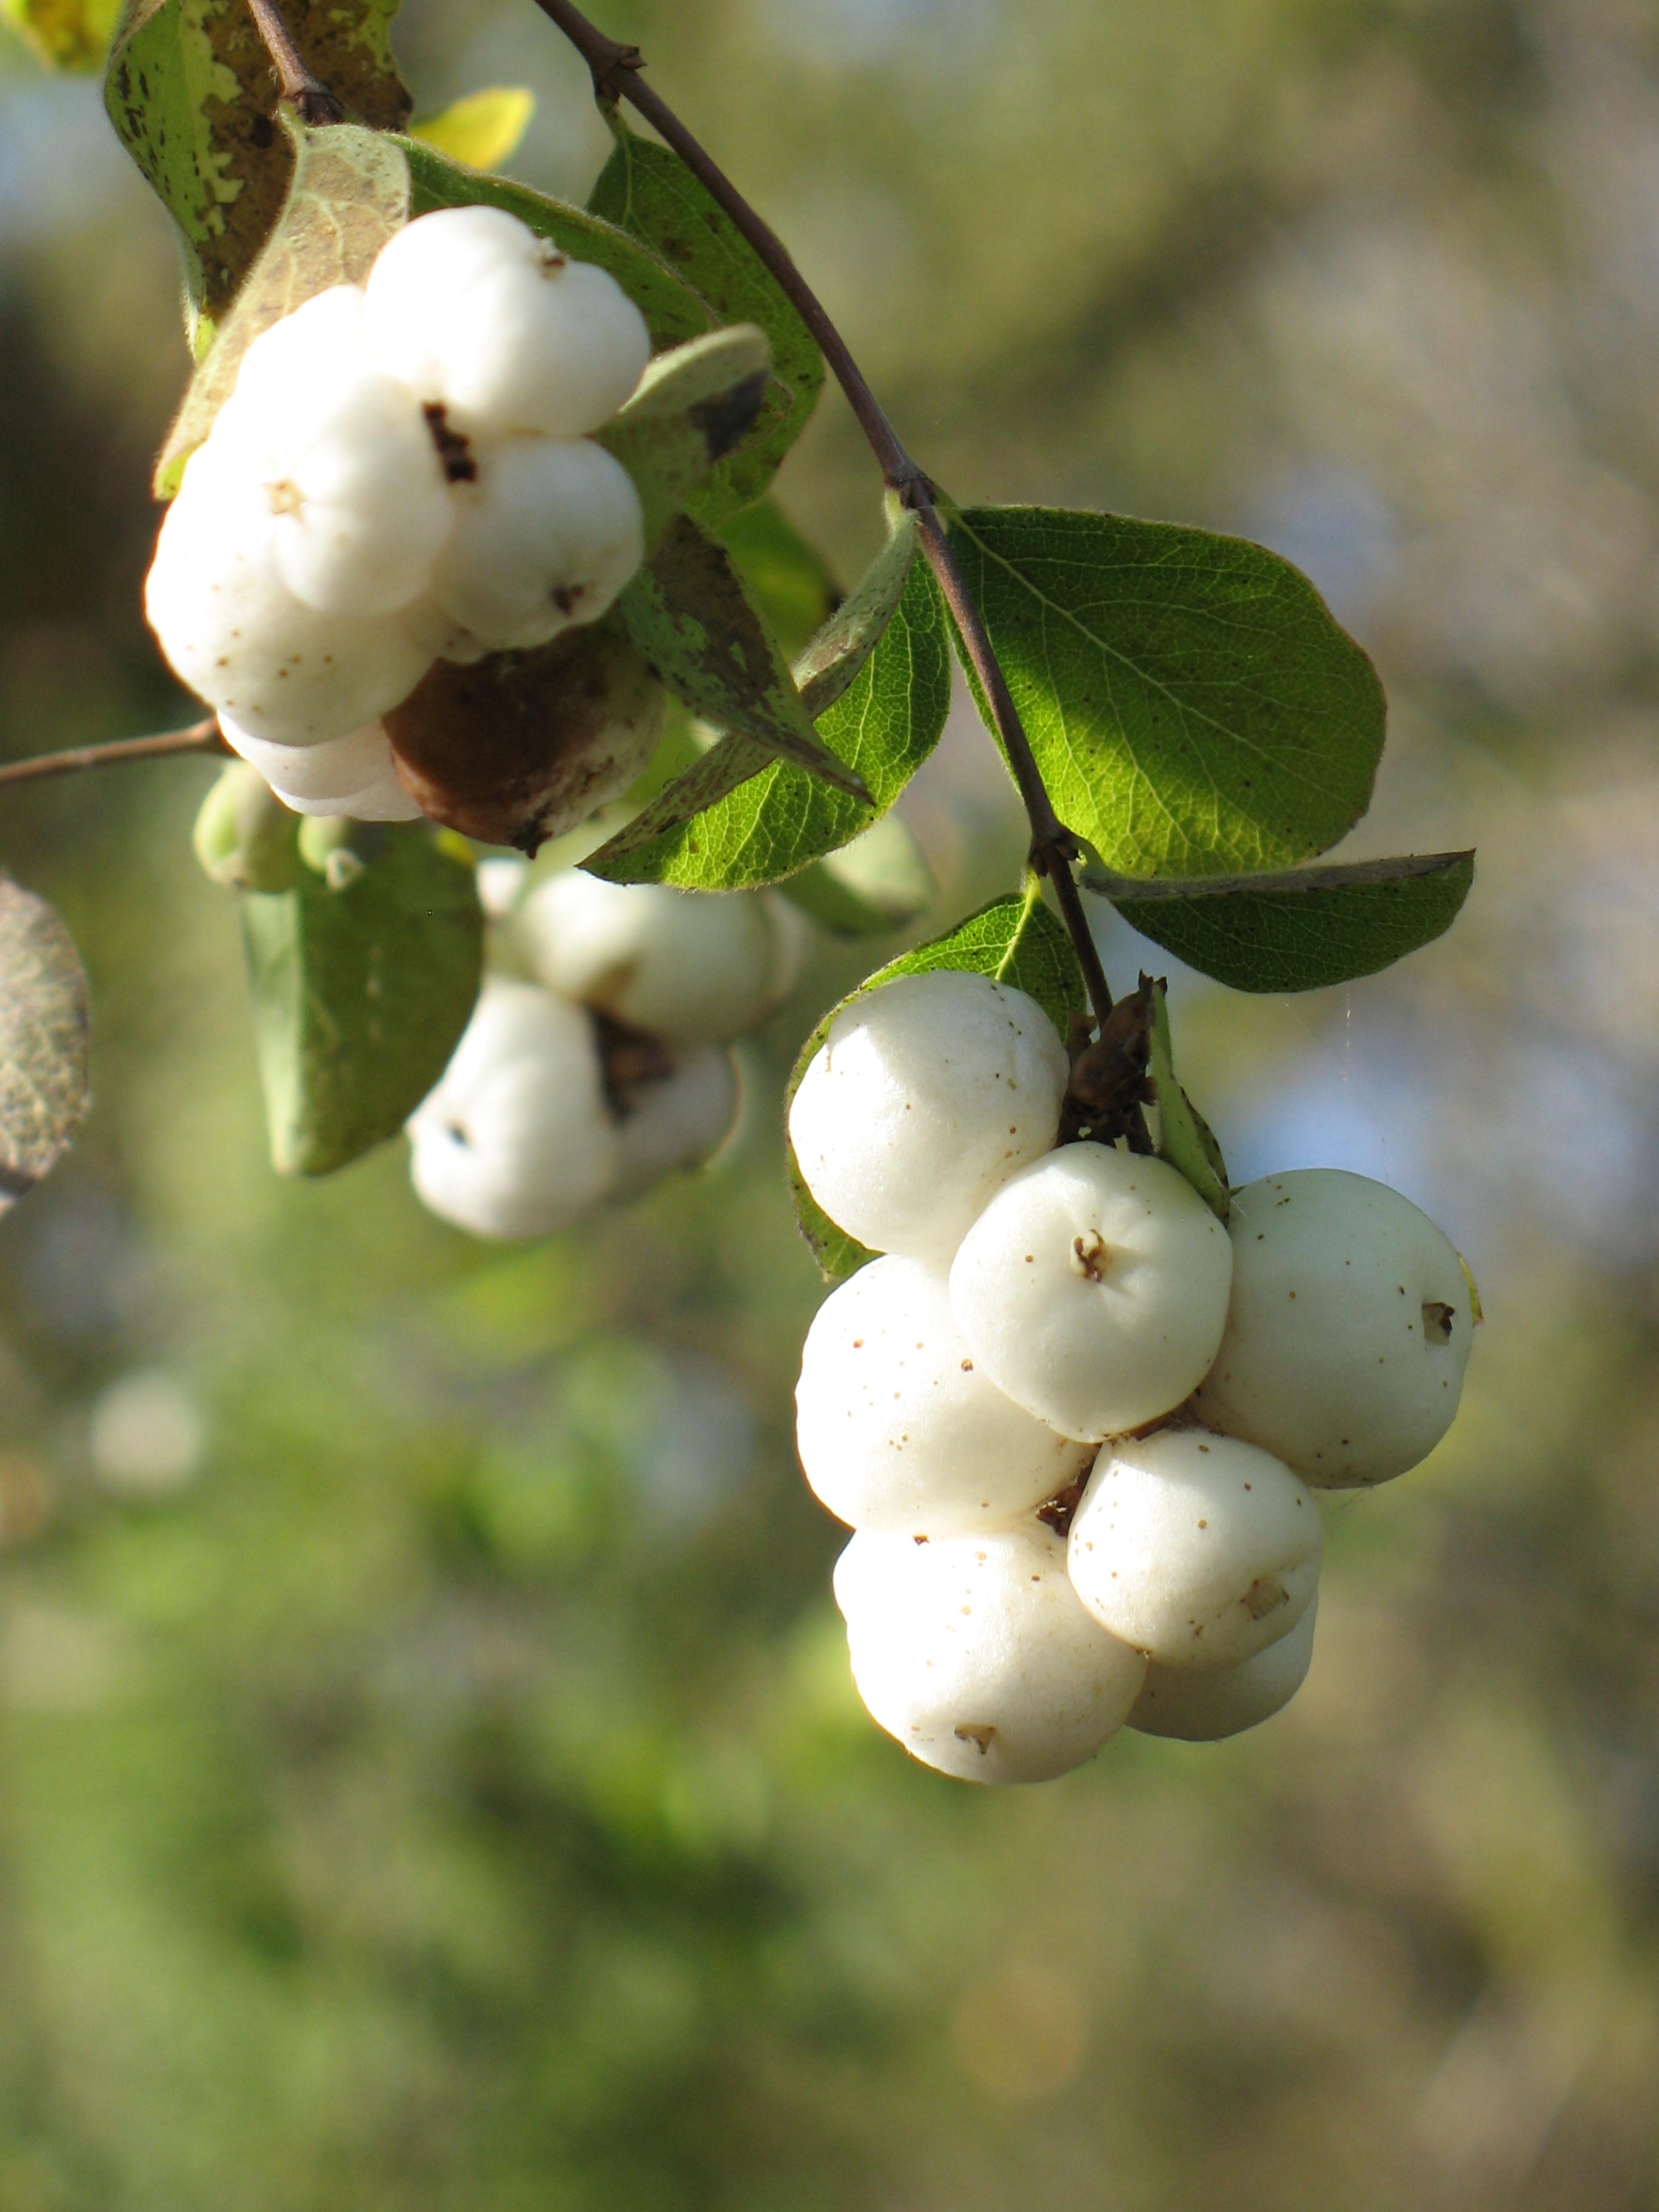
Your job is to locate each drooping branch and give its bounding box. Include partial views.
[529,0,1116,1030]
[0,720,226,791]
[243,0,344,126]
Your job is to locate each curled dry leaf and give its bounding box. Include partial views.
[0,879,90,1210]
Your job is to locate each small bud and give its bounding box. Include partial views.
[384,625,665,853]
[297,815,384,887]
[192,763,303,893]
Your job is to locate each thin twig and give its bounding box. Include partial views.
[0,720,226,791]
[529,0,1114,1028]
[243,0,344,126]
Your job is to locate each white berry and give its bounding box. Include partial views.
[219,717,422,822]
[1128,1594,1318,1741]
[1195,1169,1475,1487]
[406,979,618,1239]
[212,290,452,618]
[795,1257,1093,1536]
[426,434,644,652]
[788,969,1070,1264]
[947,1144,1232,1442]
[364,207,651,443]
[609,1043,740,1199]
[145,439,431,746]
[833,1524,1147,1784]
[514,873,797,1044]
[1067,1428,1321,1671]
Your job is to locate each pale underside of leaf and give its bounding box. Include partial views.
[1090,848,1475,993]
[785,890,1087,1278]
[156,116,411,497]
[0,879,90,1209]
[104,0,411,330]
[950,504,1387,879]
[594,326,773,549]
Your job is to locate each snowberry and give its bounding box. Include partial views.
[1128,1595,1317,1741]
[406,979,618,1239]
[219,717,422,822]
[947,1144,1232,1442]
[425,434,644,653]
[213,334,452,620]
[514,873,799,1043]
[788,970,1070,1264]
[384,627,665,852]
[833,1524,1146,1783]
[1195,1169,1476,1487]
[145,440,431,746]
[1067,1428,1321,1671]
[608,1040,741,1199]
[795,1256,1094,1537]
[363,206,652,443]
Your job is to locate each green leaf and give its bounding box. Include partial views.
[240,825,483,1177]
[2,0,119,69]
[950,504,1387,877]
[594,327,772,549]
[155,116,409,497]
[1087,848,1475,993]
[612,514,868,800]
[717,500,840,661]
[779,813,933,936]
[0,879,89,1211]
[409,85,534,171]
[588,529,946,889]
[785,886,1087,1278]
[402,136,712,353]
[1147,982,1228,1219]
[588,110,823,522]
[104,0,411,333]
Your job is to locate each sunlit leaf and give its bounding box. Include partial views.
[588,110,823,521]
[2,0,120,69]
[950,504,1386,877]
[595,326,772,549]
[409,85,534,171]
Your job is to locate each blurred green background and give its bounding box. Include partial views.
[2,0,1659,2204]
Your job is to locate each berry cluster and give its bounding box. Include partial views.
[146,206,652,825]
[407,865,807,1238]
[789,968,1475,1782]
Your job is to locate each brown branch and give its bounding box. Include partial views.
[0,720,226,791]
[529,0,1115,1030]
[243,0,344,126]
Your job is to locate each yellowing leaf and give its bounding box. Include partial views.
[411,87,535,172]
[2,0,120,70]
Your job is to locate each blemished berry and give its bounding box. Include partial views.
[406,979,618,1239]
[1067,1428,1321,1672]
[947,1143,1233,1442]
[384,625,665,852]
[788,969,1070,1264]
[1128,1595,1318,1741]
[219,717,423,823]
[363,206,652,443]
[145,437,431,746]
[514,871,800,1043]
[833,1523,1147,1783]
[424,433,645,653]
[1195,1168,1476,1486]
[794,1256,1093,1537]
